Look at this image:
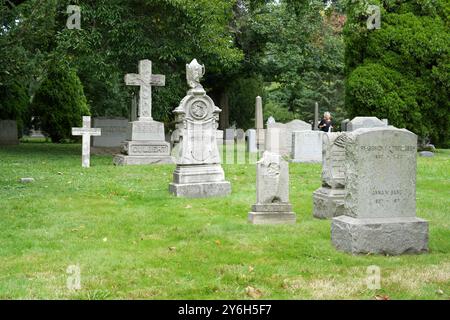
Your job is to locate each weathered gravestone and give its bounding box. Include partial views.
[216,130,224,146]
[312,133,346,219]
[246,129,258,153]
[92,117,128,149]
[346,117,387,132]
[292,130,323,163]
[224,128,235,145]
[248,128,296,224]
[113,60,174,165]
[0,120,19,145]
[331,127,428,255]
[72,116,101,168]
[341,119,350,132]
[267,119,311,157]
[236,129,245,144]
[169,59,231,198]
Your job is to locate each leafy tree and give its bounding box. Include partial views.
[240,0,346,126]
[344,0,449,147]
[0,81,29,133]
[31,61,90,142]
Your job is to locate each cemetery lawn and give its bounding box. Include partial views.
[0,143,449,300]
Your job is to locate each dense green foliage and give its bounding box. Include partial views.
[1,0,448,140]
[344,0,450,146]
[31,62,89,142]
[0,82,29,132]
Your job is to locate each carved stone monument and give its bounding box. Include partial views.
[331,127,428,255]
[169,59,231,198]
[248,128,296,224]
[113,60,174,165]
[312,132,346,219]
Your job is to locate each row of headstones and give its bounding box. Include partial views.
[256,126,429,256]
[73,116,388,162]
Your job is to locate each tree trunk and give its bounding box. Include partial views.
[219,91,229,130]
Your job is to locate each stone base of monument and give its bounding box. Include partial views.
[114,154,175,165]
[169,164,231,198]
[248,204,296,225]
[312,187,345,219]
[331,215,429,255]
[113,140,175,166]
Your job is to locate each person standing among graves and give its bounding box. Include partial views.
[318,112,333,132]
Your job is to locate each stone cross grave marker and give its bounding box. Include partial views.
[72,116,101,168]
[124,59,165,121]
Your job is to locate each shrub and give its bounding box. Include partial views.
[31,62,90,142]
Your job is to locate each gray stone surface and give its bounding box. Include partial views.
[346,117,387,132]
[341,119,350,132]
[313,187,346,219]
[332,216,428,255]
[248,146,296,224]
[246,129,258,153]
[419,151,434,157]
[92,117,128,148]
[114,154,174,165]
[331,127,428,255]
[292,130,323,163]
[313,133,345,219]
[216,130,224,146]
[236,129,245,144]
[72,116,101,168]
[169,59,231,198]
[224,128,235,145]
[114,60,174,166]
[267,119,311,156]
[0,120,19,145]
[255,96,265,148]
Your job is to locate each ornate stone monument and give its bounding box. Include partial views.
[72,116,101,168]
[331,127,428,255]
[113,60,174,165]
[169,59,231,198]
[248,128,296,224]
[312,132,346,219]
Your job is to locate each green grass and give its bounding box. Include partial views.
[0,143,449,300]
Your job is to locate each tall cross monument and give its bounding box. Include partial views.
[113,60,174,165]
[124,60,165,121]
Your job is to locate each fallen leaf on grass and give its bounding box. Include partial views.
[215,240,221,246]
[185,205,192,209]
[375,295,390,300]
[246,286,262,299]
